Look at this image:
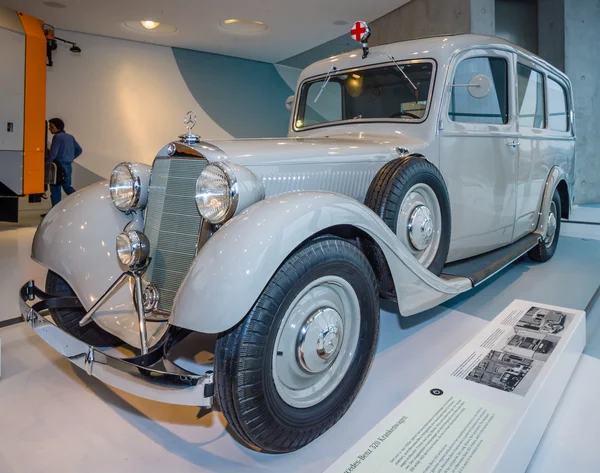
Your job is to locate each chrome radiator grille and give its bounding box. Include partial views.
[144,157,207,313]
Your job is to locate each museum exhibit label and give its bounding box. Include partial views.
[325,300,585,473]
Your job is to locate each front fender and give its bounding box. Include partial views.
[32,181,166,348]
[170,191,471,334]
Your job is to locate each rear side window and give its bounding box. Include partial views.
[449,57,509,125]
[547,78,569,131]
[517,64,545,129]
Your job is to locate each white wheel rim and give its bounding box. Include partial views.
[545,201,558,248]
[396,183,442,268]
[272,276,361,409]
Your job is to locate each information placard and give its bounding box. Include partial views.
[325,300,586,473]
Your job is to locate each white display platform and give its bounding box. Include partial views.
[325,300,585,473]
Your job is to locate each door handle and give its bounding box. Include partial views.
[507,140,520,148]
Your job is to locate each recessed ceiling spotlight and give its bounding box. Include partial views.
[219,19,268,34]
[43,1,67,8]
[141,20,160,30]
[124,21,177,34]
[333,20,349,26]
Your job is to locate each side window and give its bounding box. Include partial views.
[517,64,545,128]
[547,78,569,132]
[449,57,509,125]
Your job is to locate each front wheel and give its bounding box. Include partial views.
[45,271,121,347]
[215,237,379,453]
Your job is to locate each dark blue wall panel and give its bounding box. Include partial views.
[172,48,294,138]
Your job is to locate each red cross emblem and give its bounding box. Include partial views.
[350,21,369,42]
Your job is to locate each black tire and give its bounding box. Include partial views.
[215,237,379,453]
[365,156,451,276]
[528,189,561,262]
[45,271,121,347]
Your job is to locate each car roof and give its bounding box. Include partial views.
[298,33,569,86]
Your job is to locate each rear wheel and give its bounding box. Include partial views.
[45,271,121,347]
[528,189,561,262]
[215,237,379,453]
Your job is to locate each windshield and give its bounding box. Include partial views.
[295,60,435,130]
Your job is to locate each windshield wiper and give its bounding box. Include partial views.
[388,54,418,101]
[314,65,338,103]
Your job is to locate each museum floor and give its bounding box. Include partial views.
[1,208,599,473]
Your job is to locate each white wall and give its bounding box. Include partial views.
[46,31,233,180]
[0,27,24,152]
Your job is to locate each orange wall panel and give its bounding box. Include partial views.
[18,11,46,195]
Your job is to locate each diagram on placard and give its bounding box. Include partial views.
[464,306,575,395]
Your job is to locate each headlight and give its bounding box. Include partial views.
[110,163,141,212]
[116,230,150,267]
[195,163,238,224]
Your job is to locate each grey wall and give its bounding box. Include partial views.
[279,0,495,69]
[496,0,538,53]
[368,0,494,45]
[538,0,599,204]
[564,0,600,203]
[538,0,565,71]
[470,0,496,34]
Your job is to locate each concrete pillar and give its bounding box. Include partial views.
[538,0,565,71]
[369,0,494,47]
[539,0,600,203]
[564,0,600,203]
[470,0,495,35]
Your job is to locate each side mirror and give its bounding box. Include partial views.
[285,95,295,111]
[450,74,493,99]
[468,74,492,99]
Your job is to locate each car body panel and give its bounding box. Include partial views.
[162,135,432,204]
[170,191,472,334]
[32,181,167,349]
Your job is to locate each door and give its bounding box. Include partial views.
[514,59,547,240]
[440,49,518,263]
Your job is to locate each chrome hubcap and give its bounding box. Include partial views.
[545,201,558,247]
[408,205,434,251]
[298,308,344,373]
[272,276,361,408]
[397,183,442,268]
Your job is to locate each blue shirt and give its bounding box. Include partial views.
[47,131,83,164]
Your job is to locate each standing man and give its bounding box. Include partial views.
[46,117,82,208]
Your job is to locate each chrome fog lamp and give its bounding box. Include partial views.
[110,163,141,212]
[195,163,238,224]
[116,230,150,267]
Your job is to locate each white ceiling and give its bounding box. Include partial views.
[1,0,411,63]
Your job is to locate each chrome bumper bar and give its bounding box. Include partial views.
[19,281,214,408]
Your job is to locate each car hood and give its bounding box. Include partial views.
[167,133,428,168]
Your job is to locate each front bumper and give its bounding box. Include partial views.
[19,281,214,407]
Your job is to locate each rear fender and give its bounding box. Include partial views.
[32,180,166,348]
[170,191,472,334]
[536,166,568,237]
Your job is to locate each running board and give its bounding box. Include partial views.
[441,233,540,286]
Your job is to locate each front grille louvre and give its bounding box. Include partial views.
[144,157,207,312]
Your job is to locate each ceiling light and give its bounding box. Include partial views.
[219,19,268,34]
[141,20,160,30]
[124,21,177,34]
